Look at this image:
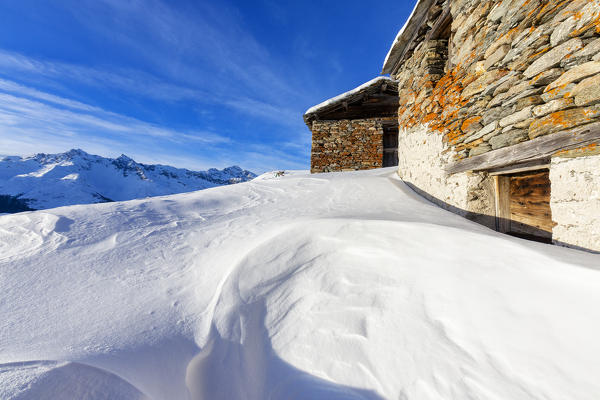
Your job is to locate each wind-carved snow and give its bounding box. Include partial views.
[1,168,599,399]
[0,149,256,211]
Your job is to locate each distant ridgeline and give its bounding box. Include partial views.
[0,149,256,212]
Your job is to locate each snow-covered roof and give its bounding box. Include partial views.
[382,0,435,74]
[304,77,398,124]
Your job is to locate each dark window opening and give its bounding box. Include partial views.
[382,124,399,168]
[438,15,452,74]
[426,5,453,78]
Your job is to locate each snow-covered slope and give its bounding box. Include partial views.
[0,149,255,211]
[1,168,599,400]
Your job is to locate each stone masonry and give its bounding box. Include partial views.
[310,119,390,173]
[386,0,600,250]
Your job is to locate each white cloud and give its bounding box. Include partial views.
[65,0,312,106]
[0,78,309,172]
[0,80,230,150]
[0,78,104,113]
[223,97,301,128]
[0,50,207,103]
[0,0,317,172]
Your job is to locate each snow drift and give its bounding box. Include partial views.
[1,168,599,399]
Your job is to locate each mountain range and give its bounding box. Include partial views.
[0,149,256,212]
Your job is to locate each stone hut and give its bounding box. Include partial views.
[382,0,600,251]
[305,77,400,173]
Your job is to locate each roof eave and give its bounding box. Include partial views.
[381,0,436,75]
[304,77,398,125]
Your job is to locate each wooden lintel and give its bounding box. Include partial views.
[488,160,550,176]
[446,122,600,175]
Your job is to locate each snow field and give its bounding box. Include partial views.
[1,168,599,399]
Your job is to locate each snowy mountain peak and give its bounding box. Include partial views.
[112,153,146,179]
[115,153,135,164]
[0,149,256,212]
[65,148,87,158]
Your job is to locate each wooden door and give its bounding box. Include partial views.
[382,126,398,167]
[495,170,554,242]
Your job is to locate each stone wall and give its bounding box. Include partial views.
[397,125,496,227]
[393,0,600,250]
[311,119,391,173]
[550,154,600,251]
[395,0,600,158]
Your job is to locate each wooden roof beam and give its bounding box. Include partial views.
[446,122,600,175]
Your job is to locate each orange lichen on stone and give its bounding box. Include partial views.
[505,26,521,38]
[573,17,600,36]
[525,2,542,19]
[529,46,550,60]
[447,132,467,145]
[543,83,574,99]
[538,0,573,23]
[388,0,600,172]
[461,116,482,133]
[461,73,479,88]
[396,52,473,145]
[531,69,553,86]
[529,108,599,139]
[520,0,533,9]
[554,143,600,158]
[423,113,439,124]
[454,138,483,153]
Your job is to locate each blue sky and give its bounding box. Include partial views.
[0,0,413,172]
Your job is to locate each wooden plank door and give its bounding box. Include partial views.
[495,170,554,242]
[382,126,398,167]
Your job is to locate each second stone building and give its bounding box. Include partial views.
[305,77,399,173]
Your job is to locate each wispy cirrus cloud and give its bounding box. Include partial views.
[64,0,315,105]
[0,77,308,171]
[0,78,109,113]
[223,97,301,128]
[0,48,305,131]
[0,79,233,164]
[0,50,207,104]
[0,91,177,139]
[0,0,324,172]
